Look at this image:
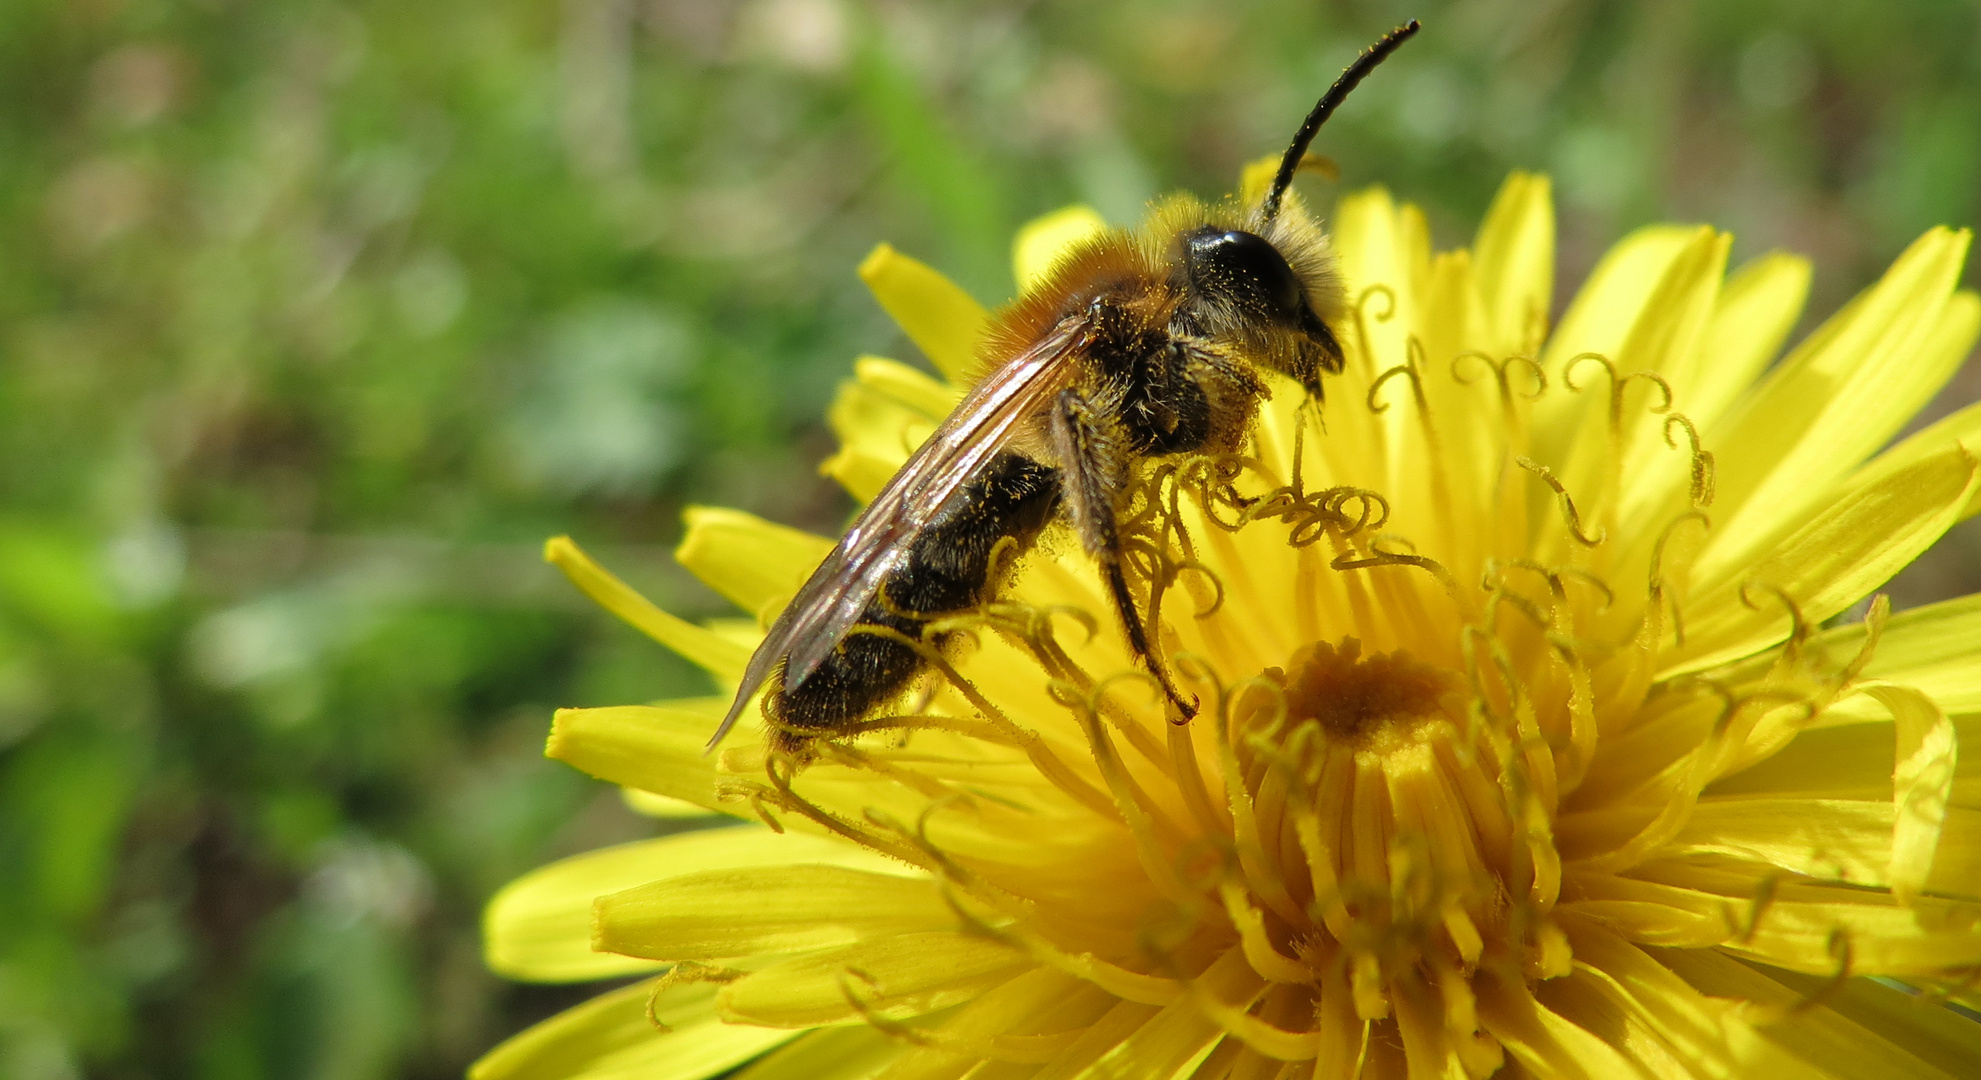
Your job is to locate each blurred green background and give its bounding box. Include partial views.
[0,0,1976,1076]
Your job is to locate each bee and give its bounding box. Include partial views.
[711,21,1422,753]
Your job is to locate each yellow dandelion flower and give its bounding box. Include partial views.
[476,171,1981,1080]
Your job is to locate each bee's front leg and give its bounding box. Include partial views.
[1049,388,1199,722]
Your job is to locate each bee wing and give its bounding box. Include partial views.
[708,320,1085,750]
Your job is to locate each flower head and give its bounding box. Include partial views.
[478,173,1981,1080]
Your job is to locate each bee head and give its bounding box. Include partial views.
[1179,15,1414,398]
[1178,226,1344,395]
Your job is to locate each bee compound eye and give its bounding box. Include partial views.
[1183,228,1306,319]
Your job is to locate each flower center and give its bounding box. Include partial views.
[1216,635,1564,1047]
[1280,638,1457,745]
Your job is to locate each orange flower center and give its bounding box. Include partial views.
[1280,638,1459,744]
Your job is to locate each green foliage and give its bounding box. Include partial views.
[0,1,1974,1077]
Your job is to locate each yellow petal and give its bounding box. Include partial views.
[1654,948,1979,1080]
[1862,683,1959,905]
[1012,205,1108,294]
[1815,593,1981,719]
[1157,949,1293,1069]
[486,827,907,982]
[728,1027,903,1080]
[1671,445,1980,674]
[1831,290,1981,512]
[819,357,949,501]
[1397,201,1434,305]
[621,787,723,819]
[1538,224,1702,384]
[1593,227,1732,524]
[1701,228,1973,566]
[1528,223,1705,475]
[674,507,833,624]
[1719,588,1981,744]
[858,244,988,382]
[595,865,952,961]
[718,932,1029,1028]
[866,967,1105,1077]
[484,846,669,983]
[1682,251,1812,430]
[544,537,749,683]
[1238,153,1281,207]
[1619,226,1730,392]
[1471,171,1555,358]
[1665,799,1894,888]
[817,445,901,506]
[1552,914,1821,1079]
[1750,964,1981,1080]
[1330,187,1436,501]
[1075,998,1222,1080]
[1577,865,1981,976]
[547,703,732,809]
[1674,792,1980,899]
[1008,999,1163,1078]
[849,354,961,415]
[1702,714,1981,811]
[468,976,798,1080]
[1475,966,1644,1080]
[1330,186,1417,378]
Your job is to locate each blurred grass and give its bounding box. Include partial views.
[0,1,1975,1077]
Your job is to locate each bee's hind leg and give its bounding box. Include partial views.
[1050,389,1200,722]
[1101,558,1198,722]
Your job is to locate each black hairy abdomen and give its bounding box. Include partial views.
[769,452,1060,745]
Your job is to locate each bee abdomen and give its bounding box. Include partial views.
[769,452,1060,749]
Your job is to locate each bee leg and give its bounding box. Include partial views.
[1050,389,1200,721]
[1103,556,1199,722]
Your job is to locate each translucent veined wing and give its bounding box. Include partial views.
[707,318,1087,750]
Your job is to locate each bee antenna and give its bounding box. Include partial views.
[1262,19,1422,223]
